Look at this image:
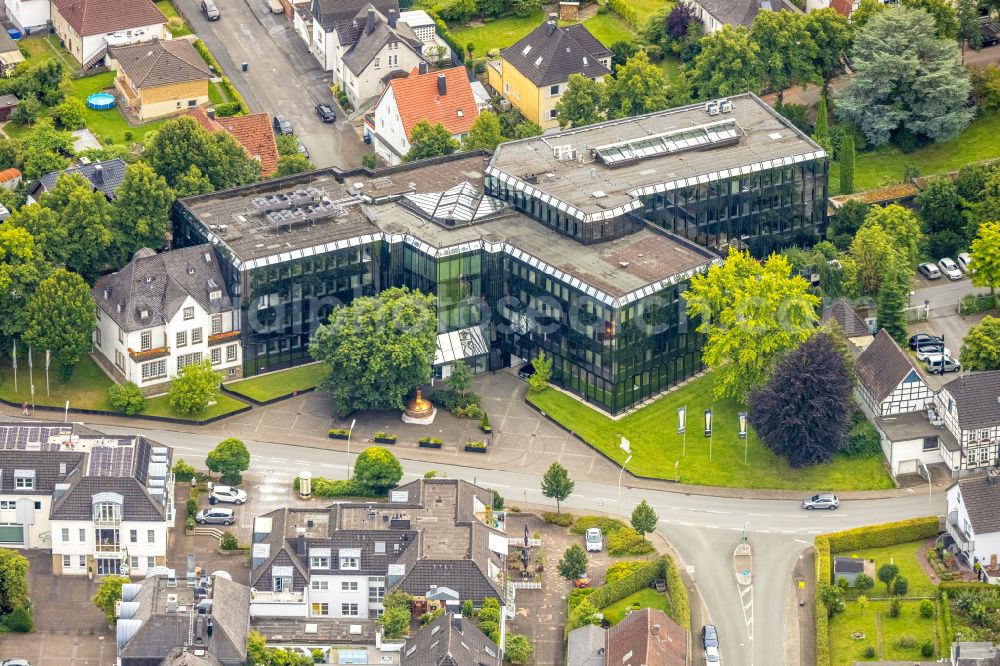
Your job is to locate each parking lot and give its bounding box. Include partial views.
[173,0,366,168]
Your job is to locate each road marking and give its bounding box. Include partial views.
[295,460,311,464]
[705,525,719,529]
[782,530,794,534]
[729,527,743,531]
[748,513,772,517]
[707,510,731,514]
[595,497,614,502]
[172,445,194,451]
[756,529,770,533]
[680,522,694,526]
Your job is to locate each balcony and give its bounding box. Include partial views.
[250,590,304,603]
[129,346,170,362]
[947,511,974,553]
[95,541,122,553]
[208,330,241,347]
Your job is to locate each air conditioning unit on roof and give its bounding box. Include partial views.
[705,101,719,116]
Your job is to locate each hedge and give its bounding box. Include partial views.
[570,516,627,535]
[939,589,952,646]
[606,0,640,29]
[192,40,249,116]
[815,593,830,666]
[662,553,691,630]
[292,476,379,498]
[587,556,664,609]
[193,39,221,73]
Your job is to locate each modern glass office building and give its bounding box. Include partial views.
[173,93,827,414]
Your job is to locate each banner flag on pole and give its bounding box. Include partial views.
[11,340,16,370]
[677,406,686,434]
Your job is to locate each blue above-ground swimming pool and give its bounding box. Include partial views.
[87,92,116,110]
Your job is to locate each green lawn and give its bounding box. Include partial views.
[600,588,671,625]
[829,601,880,666]
[0,355,247,422]
[580,13,636,47]
[839,540,936,597]
[157,0,193,37]
[17,35,77,68]
[829,111,1000,195]
[527,373,894,490]
[449,12,546,56]
[629,0,674,27]
[830,600,937,665]
[208,81,230,105]
[880,600,937,661]
[67,72,167,144]
[224,363,328,402]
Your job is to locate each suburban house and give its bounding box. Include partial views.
[487,15,611,130]
[936,371,1000,472]
[308,0,426,108]
[110,39,213,122]
[5,0,50,35]
[50,0,167,69]
[91,245,242,394]
[0,95,19,122]
[401,612,500,665]
[566,608,687,666]
[30,158,128,200]
[805,0,853,17]
[116,572,251,665]
[855,330,932,417]
[0,31,25,76]
[685,0,801,33]
[820,298,873,351]
[371,65,479,165]
[0,422,175,577]
[0,167,22,191]
[947,474,1000,582]
[397,9,452,61]
[248,479,508,655]
[186,107,281,177]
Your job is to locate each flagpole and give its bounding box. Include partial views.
[11,340,16,395]
[45,350,50,397]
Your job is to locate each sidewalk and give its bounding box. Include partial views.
[0,371,934,502]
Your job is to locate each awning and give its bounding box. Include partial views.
[435,326,488,365]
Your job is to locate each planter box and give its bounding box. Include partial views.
[465,445,487,453]
[481,426,492,434]
[419,440,442,449]
[374,436,397,445]
[329,432,349,440]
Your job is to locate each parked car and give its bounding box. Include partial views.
[802,493,839,510]
[702,624,719,649]
[315,103,336,123]
[704,646,721,665]
[574,577,590,588]
[195,508,235,525]
[957,252,974,274]
[925,356,961,374]
[585,528,602,552]
[938,257,962,280]
[909,333,943,350]
[201,0,220,19]
[517,363,535,379]
[982,18,1000,47]
[915,344,952,362]
[296,138,309,159]
[2,660,31,666]
[209,485,247,505]
[273,115,293,135]
[918,262,941,280]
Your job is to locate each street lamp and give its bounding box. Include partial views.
[346,418,356,479]
[677,406,687,458]
[704,409,713,462]
[618,454,632,517]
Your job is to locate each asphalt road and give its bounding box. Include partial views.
[174,0,366,168]
[96,425,943,666]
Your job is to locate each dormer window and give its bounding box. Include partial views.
[14,470,34,489]
[457,109,463,117]
[140,309,149,320]
[339,548,361,570]
[210,290,222,301]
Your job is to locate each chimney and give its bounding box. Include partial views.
[206,617,214,638]
[547,12,557,34]
[387,9,397,27]
[451,612,462,632]
[207,108,216,119]
[418,61,428,75]
[93,163,104,184]
[652,624,660,636]
[297,534,306,556]
[437,73,446,96]
[365,8,376,35]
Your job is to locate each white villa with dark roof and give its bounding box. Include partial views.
[936,371,1000,472]
[947,474,1000,582]
[91,245,242,393]
[0,422,174,577]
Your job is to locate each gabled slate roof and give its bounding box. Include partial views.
[954,475,1000,536]
[402,613,500,665]
[311,0,398,31]
[822,298,872,338]
[500,18,610,87]
[398,560,501,606]
[50,472,166,521]
[36,158,127,199]
[111,39,211,88]
[92,244,234,333]
[941,371,1000,431]
[855,329,923,403]
[340,5,423,77]
[606,608,686,666]
[0,450,85,495]
[52,0,165,37]
[692,0,800,28]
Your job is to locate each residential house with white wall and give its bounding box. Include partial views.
[372,65,478,165]
[0,422,174,577]
[50,0,166,69]
[947,474,1000,581]
[248,479,508,654]
[397,10,451,61]
[855,329,932,417]
[685,0,801,33]
[5,0,50,34]
[936,371,1000,472]
[91,245,242,394]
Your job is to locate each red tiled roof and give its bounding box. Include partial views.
[52,0,165,37]
[830,0,852,18]
[387,66,478,139]
[0,167,21,182]
[219,113,281,177]
[184,108,280,177]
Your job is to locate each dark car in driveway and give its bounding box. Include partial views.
[909,333,942,350]
[315,103,336,123]
[273,115,293,135]
[201,0,220,19]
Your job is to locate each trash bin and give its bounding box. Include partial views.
[241,61,249,72]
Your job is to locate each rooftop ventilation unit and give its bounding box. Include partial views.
[719,99,733,113]
[705,101,719,116]
[591,191,606,199]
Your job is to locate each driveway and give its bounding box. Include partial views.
[173,0,366,168]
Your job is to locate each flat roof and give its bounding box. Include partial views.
[875,412,961,452]
[488,93,825,220]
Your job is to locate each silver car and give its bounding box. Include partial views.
[209,485,247,505]
[195,508,235,525]
[802,493,839,510]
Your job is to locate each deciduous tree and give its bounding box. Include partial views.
[829,199,868,250]
[111,162,174,264]
[630,500,658,535]
[960,316,1000,371]
[555,74,607,128]
[878,563,900,593]
[747,333,854,467]
[172,164,215,198]
[93,575,130,624]
[145,116,261,189]
[863,204,923,269]
[0,224,47,340]
[971,220,1000,296]
[606,51,668,118]
[845,222,896,298]
[835,7,973,146]
[691,25,764,99]
[352,447,403,493]
[527,350,552,393]
[685,250,820,402]
[404,121,458,162]
[168,359,221,415]
[463,112,505,150]
[274,153,313,177]
[956,0,983,54]
[902,0,958,39]
[53,96,87,130]
[805,8,851,95]
[205,437,250,485]
[541,462,574,514]
[558,544,588,580]
[0,548,29,615]
[310,287,437,413]
[446,359,473,397]
[750,10,818,106]
[37,173,114,280]
[877,251,911,345]
[22,269,95,379]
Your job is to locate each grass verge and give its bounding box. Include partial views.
[600,588,672,625]
[224,363,327,403]
[157,0,193,37]
[840,540,936,598]
[527,373,893,490]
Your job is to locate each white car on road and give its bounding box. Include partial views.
[938,257,963,280]
[209,485,247,505]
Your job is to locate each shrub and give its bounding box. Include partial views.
[605,560,649,584]
[491,489,504,509]
[214,101,242,117]
[890,598,902,617]
[167,16,185,34]
[662,554,691,629]
[461,599,474,617]
[187,497,199,517]
[543,512,574,527]
[419,437,443,446]
[570,516,627,535]
[893,575,909,596]
[108,382,145,415]
[423,470,437,478]
[842,412,881,458]
[185,516,196,531]
[481,413,491,431]
[219,531,239,550]
[607,527,655,556]
[329,428,351,438]
[895,634,917,649]
[464,440,486,450]
[921,641,934,657]
[373,431,397,442]
[863,646,875,658]
[920,598,934,618]
[172,458,197,482]
[837,576,849,591]
[2,606,33,632]
[310,477,379,498]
